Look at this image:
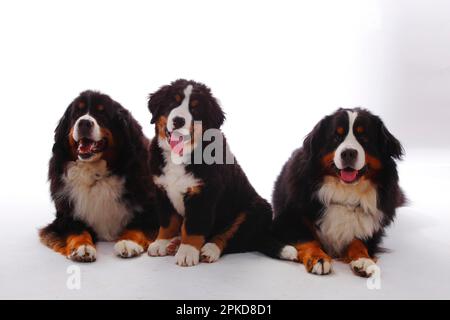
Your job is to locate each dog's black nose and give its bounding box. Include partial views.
[172,117,185,130]
[78,119,94,134]
[341,148,358,164]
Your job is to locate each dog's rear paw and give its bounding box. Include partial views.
[68,244,96,263]
[200,243,221,263]
[166,237,181,256]
[350,258,377,277]
[114,240,143,258]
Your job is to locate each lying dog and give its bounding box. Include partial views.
[146,79,273,266]
[39,90,158,262]
[267,108,405,276]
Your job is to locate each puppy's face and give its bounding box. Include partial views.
[148,79,225,157]
[65,92,116,162]
[312,108,402,184]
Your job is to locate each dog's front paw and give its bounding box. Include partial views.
[200,243,221,263]
[68,244,96,263]
[304,256,332,275]
[114,240,143,258]
[147,239,172,256]
[175,244,200,267]
[350,258,377,277]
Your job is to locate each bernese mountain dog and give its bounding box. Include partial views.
[39,90,159,262]
[267,108,405,277]
[146,79,273,267]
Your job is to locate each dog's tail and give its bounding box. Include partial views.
[257,233,298,261]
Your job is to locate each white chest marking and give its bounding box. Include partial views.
[316,176,383,257]
[154,152,201,216]
[62,160,132,241]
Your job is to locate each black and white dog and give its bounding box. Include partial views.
[146,79,273,267]
[266,108,405,277]
[40,90,159,262]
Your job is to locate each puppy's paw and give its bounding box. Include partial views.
[175,244,200,267]
[350,258,377,277]
[114,240,143,258]
[147,239,171,256]
[200,243,221,263]
[68,244,96,263]
[304,256,332,275]
[166,237,181,256]
[279,245,298,261]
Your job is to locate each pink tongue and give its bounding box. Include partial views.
[340,170,358,182]
[78,140,94,154]
[169,134,184,156]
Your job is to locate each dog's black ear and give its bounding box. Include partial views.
[303,115,330,158]
[148,85,171,124]
[52,104,72,154]
[378,119,404,160]
[116,104,145,155]
[204,95,225,129]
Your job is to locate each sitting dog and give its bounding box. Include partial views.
[146,79,273,267]
[266,108,405,276]
[39,90,159,262]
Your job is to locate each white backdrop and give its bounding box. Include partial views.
[0,0,449,299]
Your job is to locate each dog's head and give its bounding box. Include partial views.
[147,79,225,156]
[304,108,403,184]
[53,90,144,165]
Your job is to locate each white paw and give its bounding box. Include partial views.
[311,259,332,275]
[68,244,96,262]
[350,258,377,277]
[175,244,200,267]
[114,240,143,258]
[200,243,221,263]
[279,245,298,261]
[147,239,171,256]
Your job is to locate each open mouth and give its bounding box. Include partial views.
[165,128,189,156]
[76,137,108,160]
[335,166,367,183]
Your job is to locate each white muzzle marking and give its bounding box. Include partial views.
[73,114,101,142]
[333,111,365,170]
[167,84,193,135]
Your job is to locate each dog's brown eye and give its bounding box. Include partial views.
[96,105,104,111]
[78,102,86,109]
[336,127,344,135]
[175,94,182,103]
[190,100,199,108]
[356,126,364,134]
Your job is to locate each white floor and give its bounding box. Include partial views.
[1,149,450,300]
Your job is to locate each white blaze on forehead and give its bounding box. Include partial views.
[333,111,366,170]
[167,84,193,133]
[73,114,102,142]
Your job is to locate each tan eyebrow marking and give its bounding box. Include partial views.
[78,102,86,109]
[175,94,182,103]
[190,100,199,107]
[336,127,345,135]
[96,104,104,111]
[356,126,364,134]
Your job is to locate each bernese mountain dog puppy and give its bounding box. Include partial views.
[39,90,159,262]
[267,108,405,277]
[146,79,273,267]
